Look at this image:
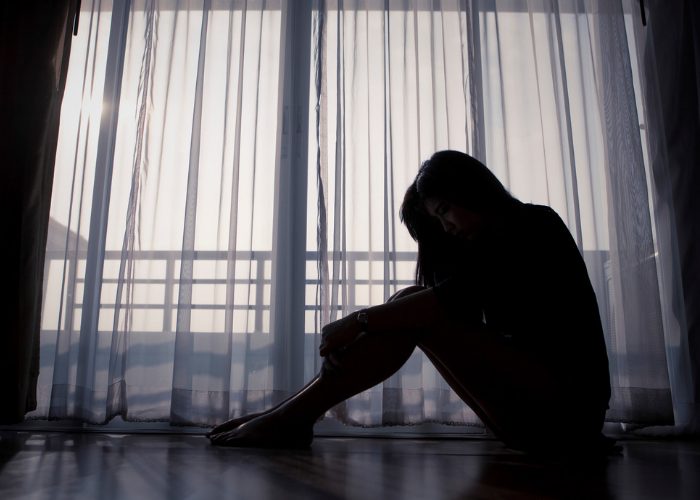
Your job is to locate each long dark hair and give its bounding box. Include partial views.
[400,150,519,286]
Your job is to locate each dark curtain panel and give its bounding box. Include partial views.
[0,1,77,423]
[644,0,700,431]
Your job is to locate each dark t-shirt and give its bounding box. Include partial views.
[432,203,611,411]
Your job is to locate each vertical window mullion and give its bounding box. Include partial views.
[269,1,313,393]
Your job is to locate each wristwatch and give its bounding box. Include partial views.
[356,310,369,333]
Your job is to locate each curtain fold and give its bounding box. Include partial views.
[0,0,77,423]
[32,0,688,430]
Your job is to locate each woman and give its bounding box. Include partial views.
[208,150,612,455]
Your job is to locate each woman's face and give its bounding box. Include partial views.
[424,198,484,241]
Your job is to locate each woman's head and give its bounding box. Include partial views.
[400,150,518,285]
[413,150,515,215]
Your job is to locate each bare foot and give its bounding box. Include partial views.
[208,412,314,449]
[207,377,322,437]
[206,412,265,437]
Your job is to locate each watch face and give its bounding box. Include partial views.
[357,311,368,325]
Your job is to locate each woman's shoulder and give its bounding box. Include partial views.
[509,203,574,241]
[518,202,559,218]
[508,202,562,226]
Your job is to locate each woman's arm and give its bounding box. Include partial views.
[319,287,442,357]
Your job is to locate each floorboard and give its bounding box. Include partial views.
[1,431,698,499]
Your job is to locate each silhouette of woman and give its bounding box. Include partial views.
[208,150,612,455]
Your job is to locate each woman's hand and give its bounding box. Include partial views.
[319,313,363,357]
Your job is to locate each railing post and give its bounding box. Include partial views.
[348,256,356,311]
[163,254,174,333]
[254,252,265,333]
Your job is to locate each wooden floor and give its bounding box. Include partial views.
[1,431,699,499]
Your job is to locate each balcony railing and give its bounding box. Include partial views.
[43,248,613,338]
[42,249,419,335]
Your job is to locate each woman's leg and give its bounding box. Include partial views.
[416,320,610,453]
[210,288,597,451]
[208,286,425,446]
[208,322,420,447]
[417,322,561,448]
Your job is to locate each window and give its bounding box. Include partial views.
[35,0,673,427]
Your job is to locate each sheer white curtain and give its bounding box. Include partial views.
[33,0,689,429]
[36,0,293,424]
